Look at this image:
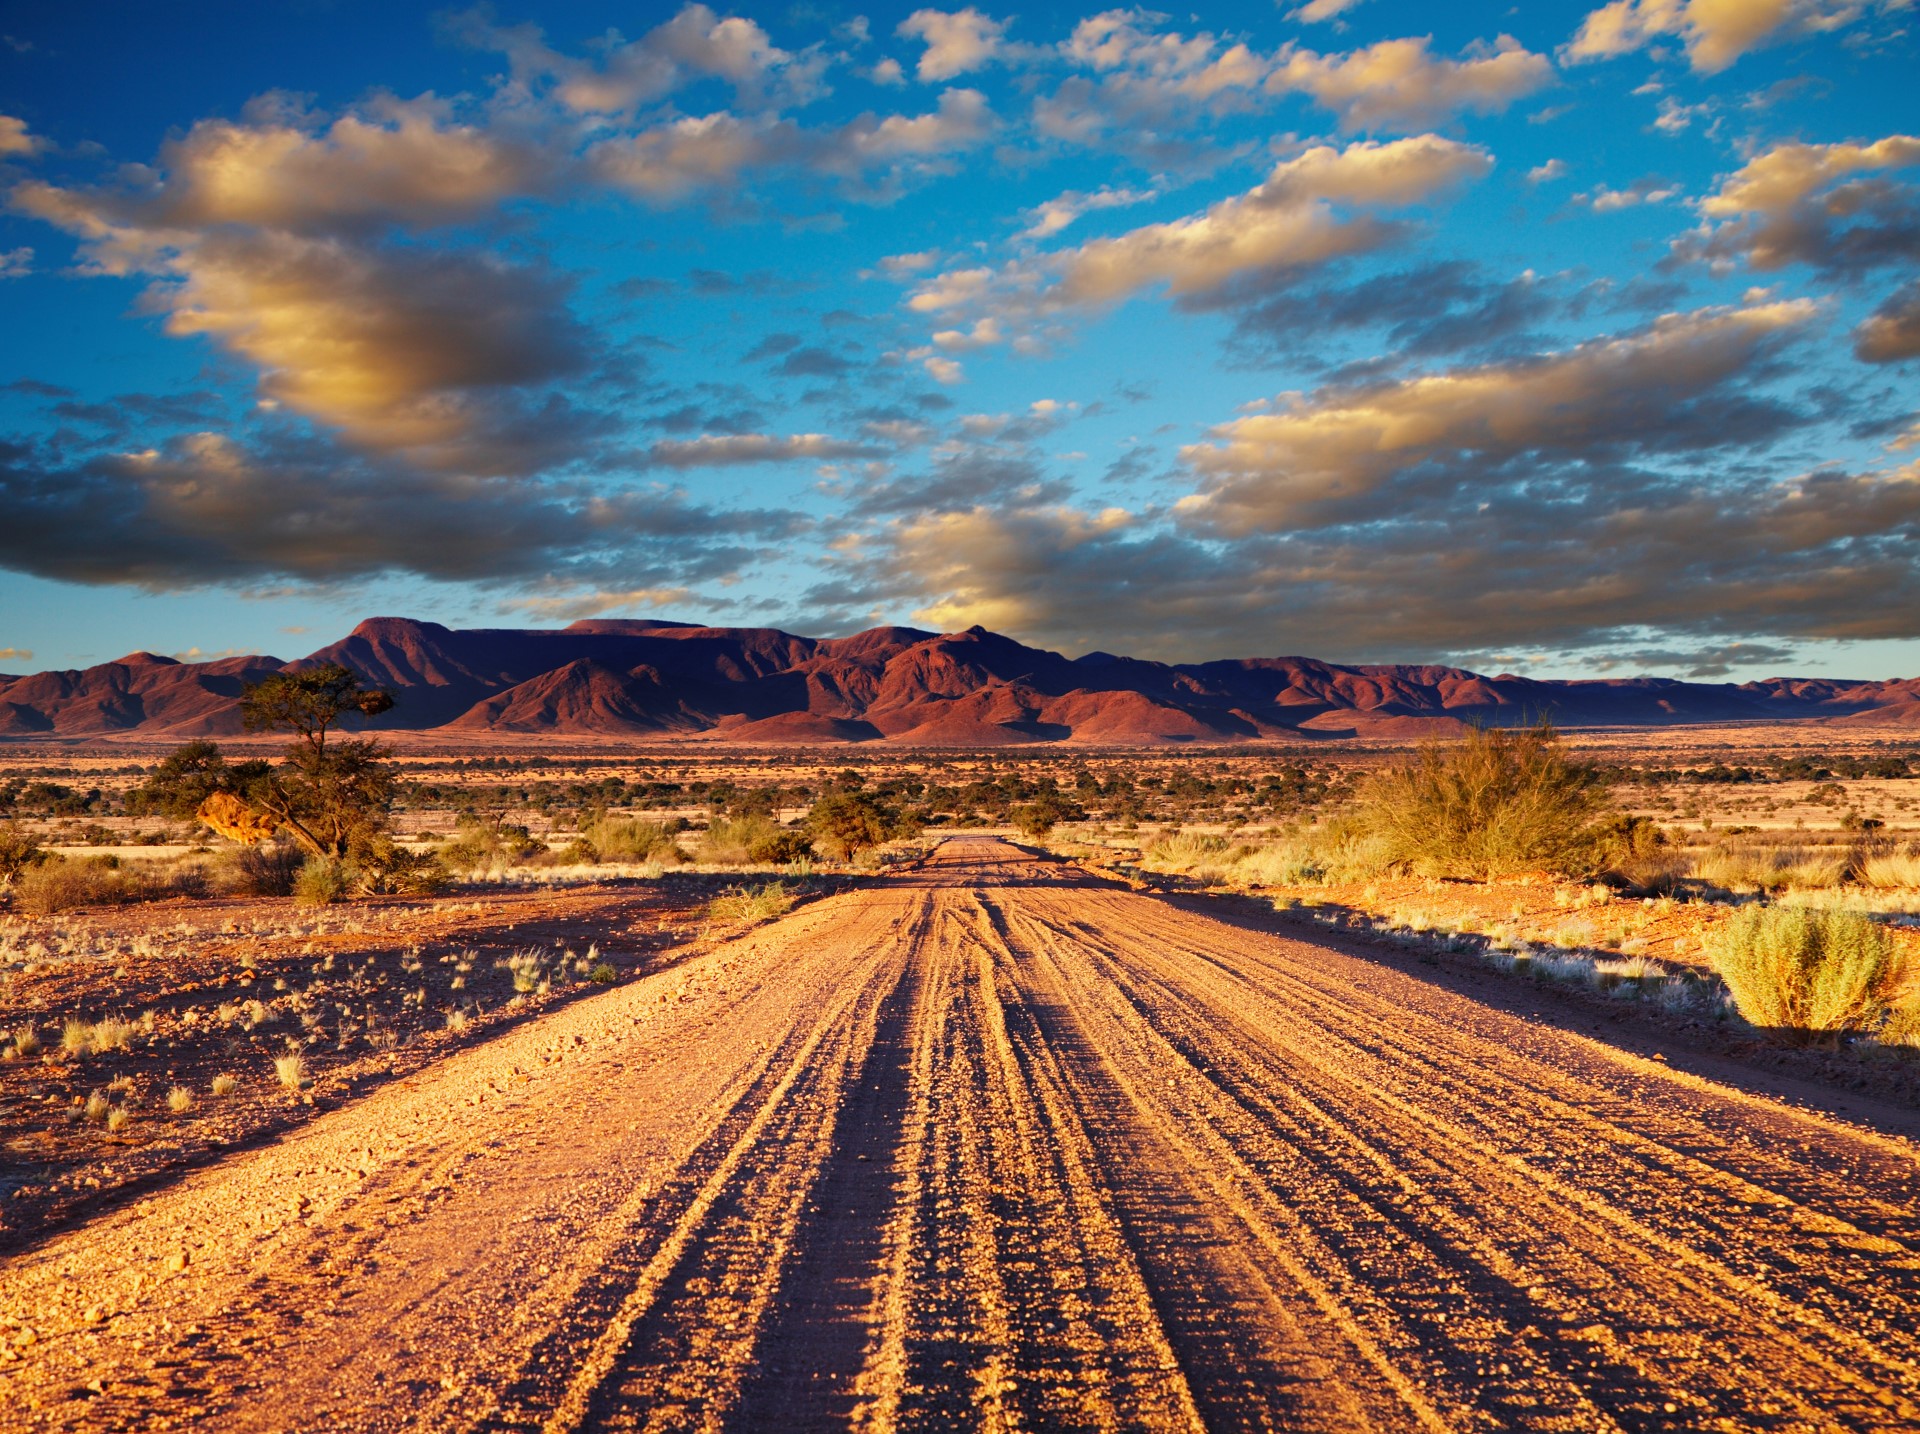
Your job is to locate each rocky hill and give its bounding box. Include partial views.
[3,617,1917,743]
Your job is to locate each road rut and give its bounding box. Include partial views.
[4,838,1919,1431]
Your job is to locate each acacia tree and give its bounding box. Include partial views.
[239,666,397,859]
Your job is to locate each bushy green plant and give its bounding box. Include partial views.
[1709,905,1894,1034]
[12,857,129,914]
[294,855,352,907]
[698,814,811,865]
[1354,722,1610,880]
[583,816,685,865]
[355,840,450,895]
[806,790,918,860]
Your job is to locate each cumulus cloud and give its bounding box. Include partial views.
[826,450,1920,663]
[1565,0,1896,74]
[585,88,993,199]
[63,98,554,236]
[1181,299,1817,534]
[1677,134,1920,273]
[1268,35,1556,132]
[0,247,30,278]
[0,428,799,590]
[646,433,886,467]
[1291,0,1369,21]
[0,114,39,158]
[897,8,1009,81]
[1046,136,1491,308]
[1855,280,1920,361]
[448,3,824,113]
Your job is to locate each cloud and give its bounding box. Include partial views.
[1577,176,1681,211]
[0,647,32,663]
[1855,280,1920,361]
[1268,35,1556,132]
[1291,0,1369,21]
[1017,184,1158,239]
[502,586,694,621]
[0,246,30,278]
[1676,134,1920,273]
[1181,299,1818,534]
[65,97,553,236]
[1226,262,1560,364]
[1528,159,1568,183]
[0,428,800,591]
[0,114,39,158]
[1565,0,1895,74]
[646,433,886,467]
[448,3,825,114]
[585,88,994,200]
[1044,136,1492,308]
[897,8,1008,81]
[826,450,1920,663]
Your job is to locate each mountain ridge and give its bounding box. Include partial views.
[3,617,1918,743]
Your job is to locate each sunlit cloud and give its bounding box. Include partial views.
[1268,35,1555,132]
[1564,0,1898,74]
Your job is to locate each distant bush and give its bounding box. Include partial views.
[806,790,919,861]
[438,819,545,873]
[0,821,45,888]
[1354,723,1611,880]
[583,816,685,865]
[1709,905,1894,1035]
[698,814,811,866]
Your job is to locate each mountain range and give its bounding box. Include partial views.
[3,617,1918,744]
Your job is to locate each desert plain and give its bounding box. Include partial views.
[3,723,1920,1432]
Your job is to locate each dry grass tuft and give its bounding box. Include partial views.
[167,1086,194,1113]
[274,1053,307,1089]
[707,882,797,925]
[210,1073,239,1097]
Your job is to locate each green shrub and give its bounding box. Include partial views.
[294,855,352,907]
[588,961,619,984]
[1354,722,1610,880]
[698,815,811,865]
[1709,905,1894,1035]
[355,841,450,895]
[583,816,685,865]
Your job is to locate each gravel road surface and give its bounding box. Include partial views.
[4,837,1919,1431]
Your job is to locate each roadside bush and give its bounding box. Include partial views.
[12,857,132,914]
[294,855,352,907]
[583,816,685,865]
[1354,722,1610,880]
[1709,905,1894,1035]
[708,882,797,925]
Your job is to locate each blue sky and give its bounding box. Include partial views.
[1,0,1915,678]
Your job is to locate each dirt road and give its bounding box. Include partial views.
[5,837,1920,1431]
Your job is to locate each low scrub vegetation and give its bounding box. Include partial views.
[708,882,798,925]
[1355,723,1613,880]
[1709,906,1895,1036]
